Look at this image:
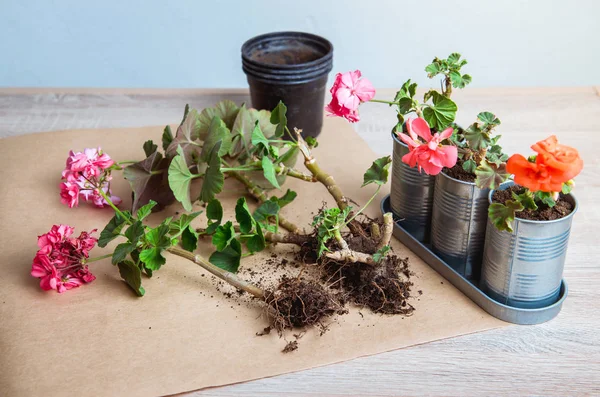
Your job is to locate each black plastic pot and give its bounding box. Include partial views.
[241,31,333,138]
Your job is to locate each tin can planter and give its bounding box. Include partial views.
[430,172,493,280]
[480,184,577,309]
[390,133,436,242]
[241,31,333,138]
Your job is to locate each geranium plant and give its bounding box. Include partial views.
[327,53,509,188]
[488,135,584,232]
[31,100,415,336]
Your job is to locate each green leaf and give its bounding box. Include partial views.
[475,160,509,189]
[181,226,199,252]
[512,190,538,210]
[447,52,461,64]
[462,159,477,174]
[362,156,392,187]
[139,248,166,271]
[197,100,240,138]
[165,108,201,161]
[206,199,223,234]
[143,140,158,157]
[212,221,236,251]
[124,152,174,213]
[464,124,492,151]
[253,200,280,224]
[162,125,173,151]
[200,116,231,162]
[488,200,524,233]
[562,181,573,195]
[124,220,145,245]
[393,79,417,114]
[117,260,145,296]
[261,156,281,189]
[425,62,443,78]
[270,101,287,138]
[209,238,242,273]
[246,223,266,253]
[271,189,297,208]
[98,211,132,248]
[251,122,270,154]
[199,141,225,203]
[229,104,253,157]
[136,201,157,221]
[373,246,391,263]
[449,71,470,89]
[422,91,458,130]
[305,136,318,148]
[534,191,557,207]
[235,197,255,234]
[169,212,202,236]
[477,111,501,127]
[168,147,196,211]
[112,242,136,265]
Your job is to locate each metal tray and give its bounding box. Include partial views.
[381,195,568,325]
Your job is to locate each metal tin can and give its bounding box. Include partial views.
[390,132,436,242]
[430,172,492,280]
[481,184,577,309]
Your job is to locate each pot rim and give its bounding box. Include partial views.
[241,31,333,71]
[391,130,407,147]
[488,181,579,225]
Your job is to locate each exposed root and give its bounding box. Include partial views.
[264,276,346,333]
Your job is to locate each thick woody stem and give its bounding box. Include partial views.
[377,212,394,250]
[228,170,301,234]
[167,246,265,299]
[294,128,349,210]
[275,165,316,182]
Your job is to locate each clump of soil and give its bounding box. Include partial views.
[264,276,346,332]
[444,161,476,183]
[323,255,414,315]
[492,185,573,221]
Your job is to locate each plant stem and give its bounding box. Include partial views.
[227,170,301,234]
[377,212,394,250]
[275,165,316,182]
[117,161,138,165]
[325,250,377,266]
[166,246,265,299]
[369,99,397,106]
[98,190,132,225]
[344,185,381,226]
[294,128,349,210]
[284,126,298,143]
[84,253,113,263]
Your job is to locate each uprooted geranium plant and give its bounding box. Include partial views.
[33,100,415,340]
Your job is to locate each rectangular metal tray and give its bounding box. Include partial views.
[381,195,567,325]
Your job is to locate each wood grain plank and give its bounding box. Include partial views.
[2,87,599,396]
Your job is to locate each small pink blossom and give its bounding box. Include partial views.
[397,118,458,175]
[31,225,98,293]
[59,181,80,208]
[325,70,375,123]
[60,147,120,208]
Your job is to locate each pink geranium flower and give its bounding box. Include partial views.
[397,118,458,175]
[325,70,375,123]
[60,147,120,208]
[30,225,98,293]
[59,181,80,208]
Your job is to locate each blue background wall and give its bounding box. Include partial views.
[1,0,598,87]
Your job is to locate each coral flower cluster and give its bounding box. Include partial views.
[30,224,98,293]
[397,118,458,175]
[59,148,121,208]
[507,135,583,192]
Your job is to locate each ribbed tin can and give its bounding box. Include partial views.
[390,132,436,242]
[481,184,577,309]
[430,172,493,280]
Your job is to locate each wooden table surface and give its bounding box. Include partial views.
[1,87,599,396]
